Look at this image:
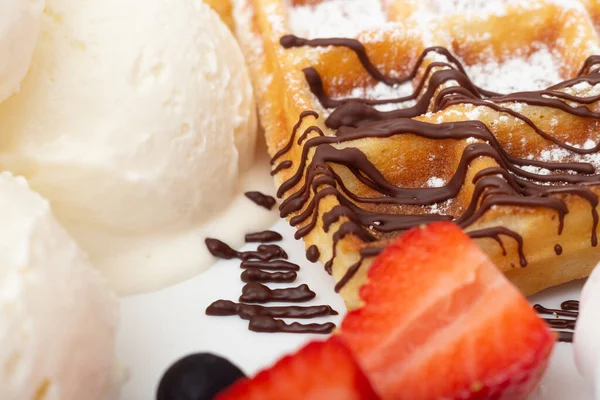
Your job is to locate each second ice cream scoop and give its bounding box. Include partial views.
[0,172,121,399]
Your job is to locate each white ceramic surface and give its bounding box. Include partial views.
[117,220,592,399]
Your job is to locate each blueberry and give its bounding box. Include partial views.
[156,353,245,400]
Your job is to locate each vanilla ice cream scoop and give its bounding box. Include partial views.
[0,172,120,399]
[0,0,262,293]
[0,0,44,102]
[574,264,600,398]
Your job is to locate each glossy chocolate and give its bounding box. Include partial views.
[274,36,600,290]
[240,269,297,283]
[554,244,563,255]
[534,300,579,343]
[239,283,316,303]
[205,238,288,261]
[206,300,337,320]
[306,245,320,262]
[245,230,283,243]
[245,191,277,210]
[240,259,300,271]
[249,315,336,334]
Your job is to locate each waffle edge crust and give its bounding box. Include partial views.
[233,0,600,309]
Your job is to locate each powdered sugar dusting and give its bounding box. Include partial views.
[464,47,563,93]
[427,0,514,16]
[287,0,387,39]
[265,3,286,34]
[427,177,446,187]
[335,81,415,111]
[464,105,486,120]
[521,141,600,179]
[427,198,453,215]
[426,0,582,17]
[519,165,552,176]
[232,0,274,105]
[563,81,600,97]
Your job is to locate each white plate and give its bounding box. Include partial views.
[117,220,593,399]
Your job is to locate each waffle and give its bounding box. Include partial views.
[205,0,234,29]
[233,0,600,309]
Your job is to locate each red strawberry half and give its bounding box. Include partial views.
[216,336,380,400]
[339,222,555,400]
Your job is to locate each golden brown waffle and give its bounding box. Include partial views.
[205,0,234,29]
[233,0,600,309]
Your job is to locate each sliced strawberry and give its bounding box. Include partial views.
[339,222,555,400]
[215,336,380,400]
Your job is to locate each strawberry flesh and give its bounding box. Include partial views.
[339,222,555,400]
[216,336,380,400]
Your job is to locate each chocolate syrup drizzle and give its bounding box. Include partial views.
[205,238,288,261]
[249,316,336,334]
[240,259,300,271]
[207,300,338,320]
[245,230,283,243]
[271,160,293,176]
[245,191,277,210]
[240,283,316,303]
[534,300,579,343]
[205,235,337,334]
[241,269,297,283]
[274,35,600,291]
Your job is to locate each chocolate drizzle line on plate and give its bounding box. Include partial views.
[556,331,575,343]
[241,269,297,283]
[240,259,300,271]
[205,238,288,261]
[240,283,316,303]
[244,191,277,210]
[534,300,579,343]
[249,315,336,334]
[206,300,338,320]
[205,235,337,334]
[274,35,600,290]
[245,230,283,243]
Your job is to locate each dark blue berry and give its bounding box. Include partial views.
[156,353,245,400]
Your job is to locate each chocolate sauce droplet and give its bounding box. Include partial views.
[245,230,283,243]
[306,245,320,263]
[245,191,277,210]
[239,283,316,303]
[554,244,563,255]
[248,315,336,334]
[205,238,239,260]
